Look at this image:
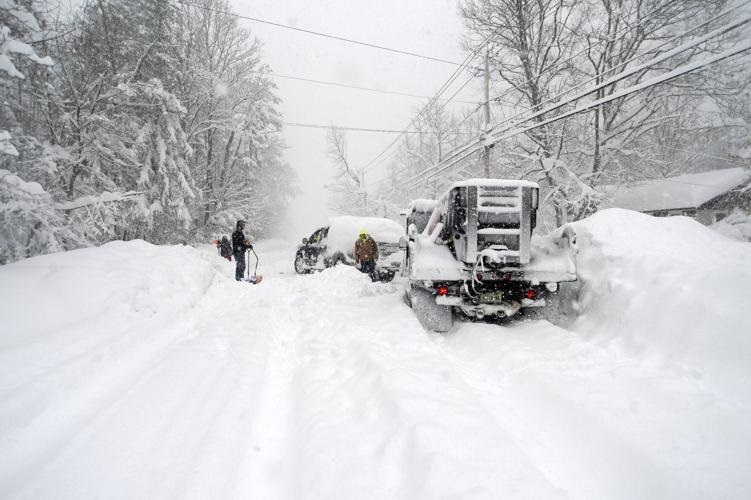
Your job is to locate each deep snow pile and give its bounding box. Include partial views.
[1,240,217,346]
[0,241,221,482]
[304,264,398,297]
[570,209,751,402]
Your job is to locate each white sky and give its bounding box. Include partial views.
[228,0,484,238]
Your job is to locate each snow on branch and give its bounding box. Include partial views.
[0,130,19,156]
[55,191,142,211]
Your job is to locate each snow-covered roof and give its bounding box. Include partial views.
[450,178,539,190]
[603,168,751,212]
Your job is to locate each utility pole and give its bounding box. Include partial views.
[482,49,492,178]
[359,170,367,213]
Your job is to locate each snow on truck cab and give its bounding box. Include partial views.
[403,179,577,332]
[400,198,439,235]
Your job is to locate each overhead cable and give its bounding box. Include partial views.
[487,2,751,128]
[406,40,751,188]
[359,29,500,175]
[283,121,473,135]
[177,0,467,67]
[258,71,475,104]
[404,15,751,187]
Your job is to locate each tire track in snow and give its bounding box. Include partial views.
[231,278,310,499]
[0,274,235,498]
[264,277,566,499]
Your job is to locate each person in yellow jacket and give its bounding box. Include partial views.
[354,229,379,280]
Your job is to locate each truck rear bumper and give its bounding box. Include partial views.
[436,295,547,319]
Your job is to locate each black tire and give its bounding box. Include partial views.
[294,252,309,274]
[410,285,453,333]
[377,268,396,282]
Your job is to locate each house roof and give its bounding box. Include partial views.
[603,168,751,212]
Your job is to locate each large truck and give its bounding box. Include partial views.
[402,179,577,332]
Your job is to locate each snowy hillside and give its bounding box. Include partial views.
[1,211,750,499]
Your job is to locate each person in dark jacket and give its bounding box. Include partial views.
[232,220,253,280]
[354,229,379,281]
[219,236,232,261]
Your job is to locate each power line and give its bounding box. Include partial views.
[257,71,476,104]
[404,40,751,190]
[359,30,500,176]
[486,1,751,131]
[358,65,477,174]
[494,14,751,141]
[282,121,474,135]
[177,0,468,67]
[363,69,482,176]
[371,0,689,190]
[370,1,691,187]
[403,15,751,188]
[483,17,751,140]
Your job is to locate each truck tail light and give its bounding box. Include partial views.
[436,285,450,296]
[525,289,538,300]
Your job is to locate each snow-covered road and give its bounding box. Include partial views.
[2,218,751,499]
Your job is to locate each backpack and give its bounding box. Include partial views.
[220,237,232,258]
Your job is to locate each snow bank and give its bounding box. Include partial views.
[303,264,397,297]
[571,209,751,401]
[0,240,217,345]
[0,241,220,445]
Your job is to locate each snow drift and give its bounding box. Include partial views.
[570,209,751,402]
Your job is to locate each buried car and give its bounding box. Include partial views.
[294,216,403,281]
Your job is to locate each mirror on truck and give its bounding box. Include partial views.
[302,237,308,244]
[399,236,407,250]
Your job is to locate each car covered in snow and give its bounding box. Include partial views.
[400,198,438,235]
[294,216,404,281]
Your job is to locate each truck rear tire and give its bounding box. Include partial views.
[411,285,454,333]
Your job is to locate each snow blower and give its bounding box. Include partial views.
[244,247,263,284]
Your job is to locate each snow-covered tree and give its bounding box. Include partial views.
[174,0,295,238]
[1,0,293,263]
[325,126,369,215]
[0,168,77,264]
[447,0,750,227]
